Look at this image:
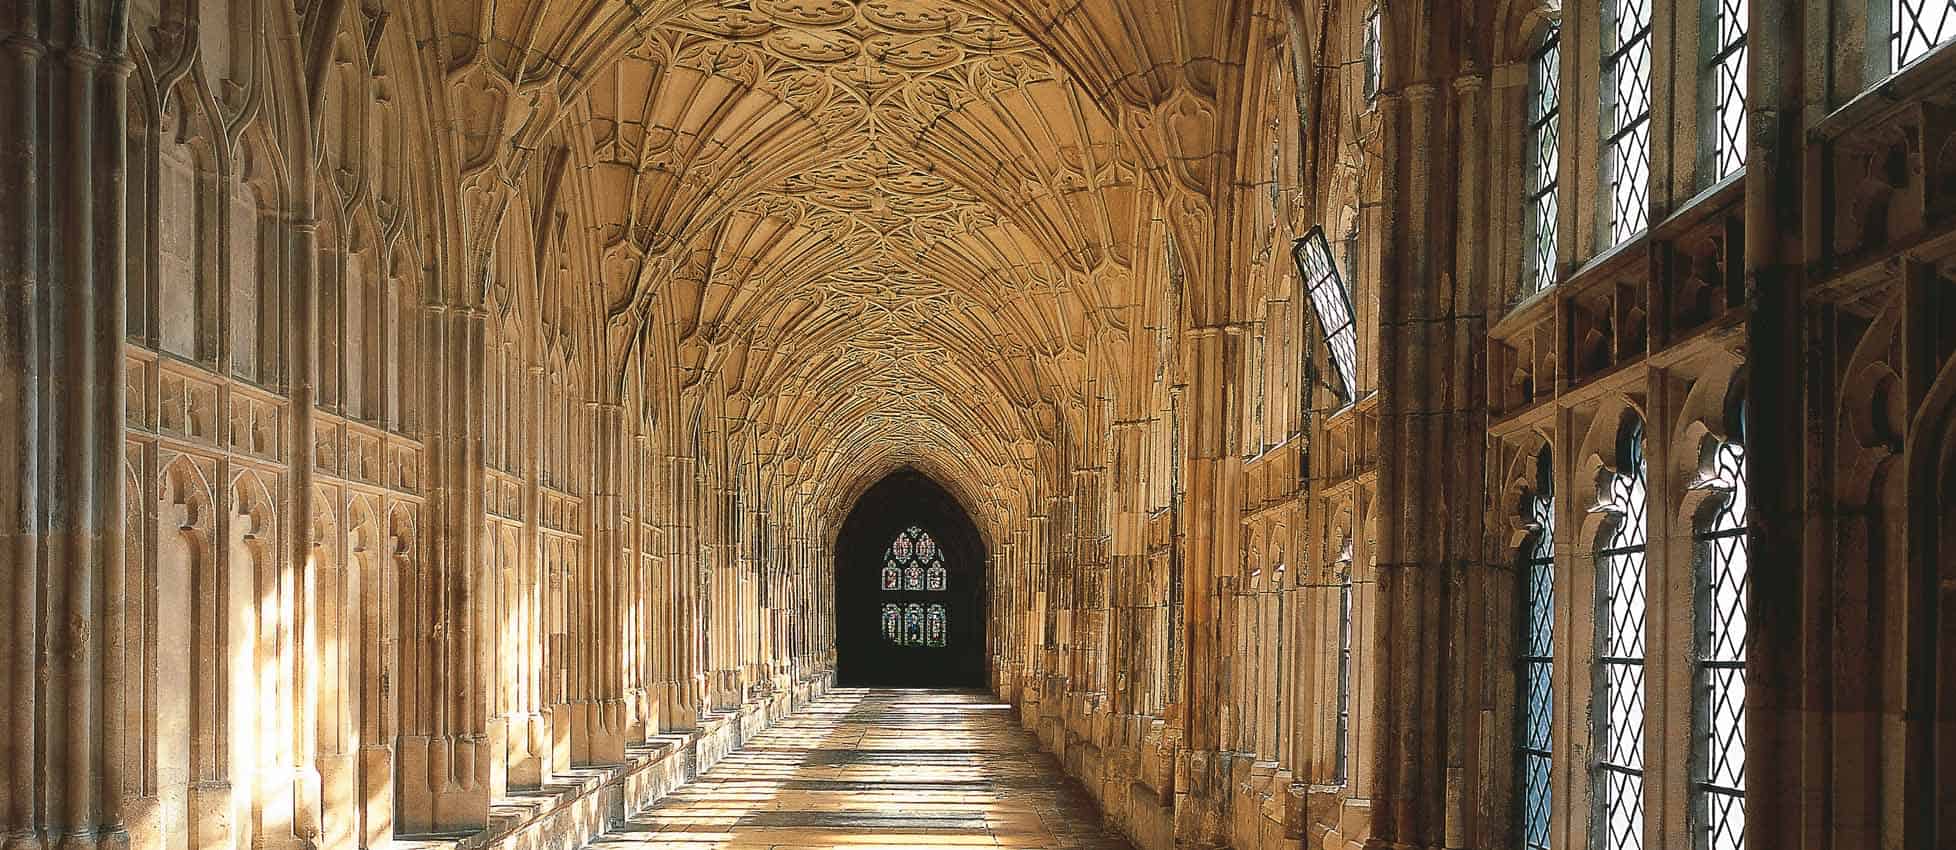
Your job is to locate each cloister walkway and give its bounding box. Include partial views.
[591,690,1134,850]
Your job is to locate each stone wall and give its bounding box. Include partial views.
[3,2,1954,850]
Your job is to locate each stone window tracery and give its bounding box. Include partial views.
[1524,25,1563,295]
[1603,0,1654,243]
[1693,433,1748,850]
[1594,418,1649,850]
[1294,227,1359,404]
[879,526,948,647]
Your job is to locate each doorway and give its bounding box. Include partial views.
[834,468,988,687]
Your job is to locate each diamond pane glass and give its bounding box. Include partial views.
[1595,421,1647,850]
[1712,0,1748,179]
[1524,27,1562,295]
[1363,5,1382,99]
[1334,575,1353,783]
[1605,0,1653,243]
[1695,440,1748,850]
[1293,228,1360,402]
[1519,465,1555,850]
[1604,768,1646,850]
[1893,0,1956,68]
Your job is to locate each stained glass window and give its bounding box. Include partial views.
[1603,0,1653,243]
[904,603,925,646]
[1594,419,1648,850]
[1710,0,1748,179]
[1893,0,1956,68]
[1519,449,1555,850]
[1294,227,1359,404]
[1694,436,1748,850]
[926,604,947,647]
[877,526,950,647]
[1524,26,1562,295]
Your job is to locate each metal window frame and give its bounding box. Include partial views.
[1293,227,1360,405]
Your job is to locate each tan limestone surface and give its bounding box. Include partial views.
[593,689,1134,850]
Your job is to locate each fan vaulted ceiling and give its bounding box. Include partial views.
[432,0,1234,522]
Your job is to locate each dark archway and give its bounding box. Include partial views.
[835,468,988,687]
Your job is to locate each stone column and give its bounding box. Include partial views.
[572,402,626,764]
[626,433,653,740]
[1368,70,1483,848]
[0,9,132,850]
[1743,1,1805,847]
[1178,324,1238,754]
[397,301,492,833]
[663,453,700,729]
[270,203,320,850]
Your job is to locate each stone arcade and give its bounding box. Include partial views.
[3,0,1955,849]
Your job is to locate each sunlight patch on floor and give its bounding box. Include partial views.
[588,689,1131,850]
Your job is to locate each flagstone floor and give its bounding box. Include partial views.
[590,689,1133,849]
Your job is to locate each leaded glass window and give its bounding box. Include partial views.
[1362,4,1382,100]
[1294,227,1360,404]
[1893,0,1956,68]
[1710,0,1748,179]
[1595,419,1649,850]
[1694,437,1748,850]
[878,526,950,647]
[904,603,925,645]
[1524,26,1563,295]
[1603,0,1653,243]
[1333,542,1354,784]
[1519,449,1555,850]
[926,604,947,647]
